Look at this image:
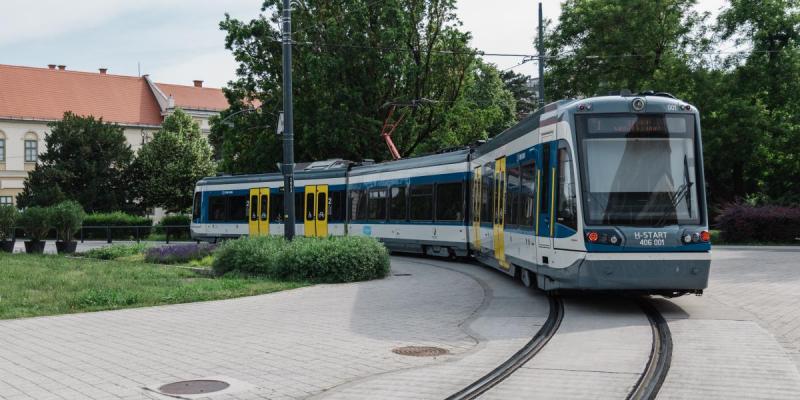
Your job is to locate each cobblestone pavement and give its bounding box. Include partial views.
[0,257,541,400]
[656,246,800,399]
[2,247,800,399]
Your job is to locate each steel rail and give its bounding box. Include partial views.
[627,299,673,400]
[445,295,564,400]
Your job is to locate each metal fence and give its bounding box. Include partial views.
[11,225,193,244]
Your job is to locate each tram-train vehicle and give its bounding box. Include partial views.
[191,93,711,296]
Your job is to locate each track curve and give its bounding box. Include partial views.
[445,295,564,400]
[627,299,673,400]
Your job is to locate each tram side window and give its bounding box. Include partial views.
[481,162,494,224]
[506,164,520,227]
[349,189,368,221]
[436,182,463,221]
[368,187,388,221]
[192,192,201,221]
[228,195,249,222]
[520,161,536,227]
[540,144,551,213]
[329,191,345,222]
[270,193,284,222]
[295,192,304,221]
[410,184,434,221]
[557,144,578,230]
[390,186,407,220]
[209,196,226,221]
[260,195,268,221]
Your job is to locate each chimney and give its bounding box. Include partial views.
[57,65,66,70]
[99,68,108,75]
[47,64,56,70]
[193,80,203,88]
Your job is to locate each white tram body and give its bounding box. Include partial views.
[192,94,711,296]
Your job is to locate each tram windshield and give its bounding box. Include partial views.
[576,113,701,226]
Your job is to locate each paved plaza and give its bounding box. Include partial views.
[0,247,799,399]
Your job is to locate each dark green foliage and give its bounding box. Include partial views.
[16,112,135,212]
[132,109,216,212]
[81,243,149,260]
[715,203,800,243]
[0,205,18,241]
[18,207,52,242]
[159,214,192,226]
[50,201,86,241]
[212,0,516,173]
[213,236,390,283]
[500,70,537,118]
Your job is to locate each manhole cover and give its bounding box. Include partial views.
[393,273,412,276]
[159,380,230,395]
[392,346,448,357]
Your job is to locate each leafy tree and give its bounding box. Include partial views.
[542,0,709,99]
[212,0,516,173]
[16,112,134,212]
[132,109,216,212]
[500,70,537,118]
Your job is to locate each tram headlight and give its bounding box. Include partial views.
[609,235,619,244]
[692,232,701,243]
[683,234,693,244]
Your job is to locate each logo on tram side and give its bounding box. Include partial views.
[633,231,667,246]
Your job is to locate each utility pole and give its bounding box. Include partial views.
[537,2,545,106]
[281,0,296,240]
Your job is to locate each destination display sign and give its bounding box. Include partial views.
[587,115,671,134]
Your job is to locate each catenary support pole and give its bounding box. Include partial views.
[282,0,296,240]
[538,2,545,106]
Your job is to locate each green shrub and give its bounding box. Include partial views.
[82,243,149,260]
[212,236,390,283]
[18,207,52,241]
[82,212,153,240]
[50,201,86,242]
[0,205,18,241]
[159,214,191,226]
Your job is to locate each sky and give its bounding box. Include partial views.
[0,0,729,89]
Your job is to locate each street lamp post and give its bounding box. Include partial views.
[281,0,296,240]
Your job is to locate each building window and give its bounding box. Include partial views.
[24,140,38,162]
[0,196,12,206]
[0,138,5,162]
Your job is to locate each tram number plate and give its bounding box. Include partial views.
[634,231,666,246]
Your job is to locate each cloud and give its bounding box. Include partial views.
[148,50,239,89]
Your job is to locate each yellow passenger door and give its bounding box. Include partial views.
[304,186,317,237]
[249,188,260,236]
[472,167,481,249]
[259,188,270,235]
[315,185,329,237]
[493,157,509,269]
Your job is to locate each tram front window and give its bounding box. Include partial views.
[576,113,701,226]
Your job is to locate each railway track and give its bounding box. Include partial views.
[444,294,672,400]
[627,299,673,400]
[445,295,564,400]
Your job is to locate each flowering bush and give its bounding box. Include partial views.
[715,203,800,243]
[144,243,217,264]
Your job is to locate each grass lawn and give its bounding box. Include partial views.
[0,253,307,320]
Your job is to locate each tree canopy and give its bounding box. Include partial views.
[211,0,517,173]
[132,109,216,213]
[16,112,134,212]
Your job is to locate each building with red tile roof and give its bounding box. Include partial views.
[0,63,229,206]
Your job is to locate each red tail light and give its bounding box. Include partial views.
[587,231,599,242]
[700,230,710,242]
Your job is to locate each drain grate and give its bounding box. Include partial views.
[393,273,412,276]
[392,346,448,357]
[159,380,230,395]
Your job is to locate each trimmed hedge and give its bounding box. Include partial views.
[212,236,391,283]
[715,203,800,243]
[82,212,153,240]
[153,214,192,240]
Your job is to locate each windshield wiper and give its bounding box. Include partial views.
[653,155,694,227]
